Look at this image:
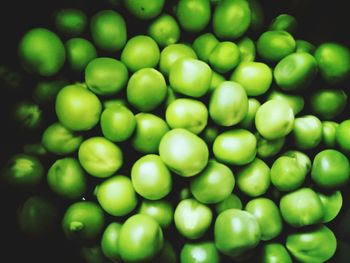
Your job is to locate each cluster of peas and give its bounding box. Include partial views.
[3,0,350,262]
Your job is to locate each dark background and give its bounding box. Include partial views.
[1,0,350,262]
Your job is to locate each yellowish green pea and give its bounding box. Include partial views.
[237,37,256,62]
[176,0,211,32]
[215,193,243,214]
[317,190,342,223]
[124,0,165,20]
[148,14,180,47]
[209,71,225,92]
[322,121,339,148]
[65,38,97,72]
[209,41,240,73]
[269,14,298,33]
[261,243,292,263]
[138,200,174,228]
[101,222,122,261]
[256,134,285,159]
[201,125,219,145]
[292,115,322,150]
[192,33,219,62]
[267,89,304,115]
[240,98,261,129]
[180,242,220,263]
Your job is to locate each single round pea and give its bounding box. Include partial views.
[336,119,350,153]
[213,0,251,39]
[90,10,127,52]
[237,37,256,62]
[101,222,122,261]
[213,129,257,165]
[65,38,97,72]
[180,242,220,263]
[127,68,167,111]
[33,79,67,105]
[96,175,137,216]
[55,84,102,131]
[255,100,294,140]
[322,121,339,148]
[283,150,312,173]
[240,98,261,129]
[132,113,169,153]
[121,35,160,72]
[256,134,285,159]
[47,158,87,200]
[192,33,219,62]
[55,9,87,36]
[318,190,342,223]
[176,0,211,32]
[12,100,42,130]
[209,41,240,73]
[292,115,322,150]
[148,14,180,47]
[103,98,128,109]
[124,0,165,20]
[236,158,270,197]
[279,188,324,227]
[267,89,305,115]
[78,137,123,178]
[311,149,350,189]
[18,28,65,76]
[215,193,243,214]
[231,62,273,96]
[296,39,316,53]
[261,243,292,263]
[138,200,174,228]
[174,198,212,239]
[257,30,296,61]
[269,14,297,33]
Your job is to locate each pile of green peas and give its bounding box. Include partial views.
[3,0,350,262]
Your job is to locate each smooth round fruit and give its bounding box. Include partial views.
[238,37,256,62]
[180,242,220,263]
[176,0,211,32]
[261,243,292,263]
[256,135,285,159]
[292,115,322,149]
[318,190,343,223]
[192,33,219,62]
[336,119,350,153]
[138,200,174,228]
[55,9,87,36]
[269,14,297,33]
[124,0,165,20]
[240,98,261,129]
[209,41,240,73]
[322,121,339,148]
[65,38,97,72]
[148,14,180,47]
[267,89,305,115]
[101,222,122,261]
[12,101,42,130]
[215,194,243,214]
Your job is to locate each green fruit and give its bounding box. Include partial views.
[65,38,97,72]
[240,98,261,129]
[256,134,285,159]
[296,39,316,53]
[322,121,339,148]
[292,115,322,150]
[138,200,174,228]
[148,14,180,47]
[261,243,292,263]
[176,0,211,32]
[192,33,219,62]
[237,37,256,62]
[336,119,350,153]
[12,101,42,130]
[215,194,243,214]
[269,14,297,33]
[267,89,304,115]
[55,9,87,36]
[318,190,343,223]
[180,242,220,263]
[101,223,122,261]
[124,0,165,20]
[209,41,240,73]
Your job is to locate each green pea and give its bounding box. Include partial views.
[286,225,337,262]
[274,52,318,91]
[279,188,324,227]
[180,242,220,263]
[78,137,123,178]
[80,245,105,263]
[118,214,164,262]
[215,193,243,214]
[336,119,350,153]
[231,62,273,96]
[127,68,167,111]
[42,122,83,155]
[124,0,165,20]
[240,98,261,129]
[261,243,292,263]
[138,200,174,229]
[148,14,180,47]
[256,134,285,159]
[314,42,350,84]
[62,201,105,242]
[121,35,160,72]
[18,28,65,76]
[101,222,122,261]
[292,115,322,149]
[296,39,316,54]
[103,98,128,109]
[176,0,211,32]
[155,240,178,263]
[174,198,212,239]
[55,9,87,36]
[255,100,294,140]
[23,142,47,157]
[267,89,304,115]
[55,84,102,131]
[213,129,257,165]
[90,10,127,52]
[33,79,67,104]
[12,100,42,130]
[165,86,178,107]
[283,150,312,172]
[65,38,97,72]
[322,121,339,148]
[47,158,86,200]
[96,175,137,216]
[192,33,219,62]
[190,160,235,204]
[269,14,297,33]
[169,58,212,97]
[213,0,251,39]
[214,209,261,257]
[257,30,296,61]
[318,190,342,223]
[209,41,240,73]
[236,158,270,197]
[311,149,350,189]
[201,125,219,145]
[237,37,256,62]
[247,0,265,32]
[132,113,169,153]
[209,71,225,92]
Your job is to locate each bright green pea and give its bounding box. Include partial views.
[148,14,180,47]
[42,122,83,155]
[176,0,211,32]
[240,98,261,129]
[138,200,174,229]
[296,39,316,53]
[237,37,256,62]
[257,30,296,61]
[78,137,123,178]
[127,68,167,111]
[12,100,42,130]
[209,41,240,73]
[286,225,337,263]
[192,33,219,62]
[256,134,285,159]
[213,129,257,165]
[213,0,251,39]
[215,193,243,214]
[103,98,128,109]
[180,242,220,263]
[231,62,272,96]
[292,115,322,149]
[318,190,342,223]
[322,121,338,148]
[121,35,160,72]
[209,71,225,92]
[65,38,97,72]
[201,125,219,145]
[261,243,292,263]
[96,175,137,216]
[174,198,212,239]
[80,245,105,263]
[336,119,350,153]
[23,142,47,157]
[18,28,65,76]
[165,86,178,107]
[124,0,165,20]
[269,14,297,33]
[255,100,294,140]
[33,79,67,104]
[132,113,169,153]
[155,240,178,263]
[101,222,122,262]
[248,0,265,32]
[279,188,324,227]
[90,10,127,52]
[267,89,304,115]
[55,9,87,36]
[283,150,312,172]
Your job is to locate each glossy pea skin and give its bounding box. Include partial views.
[78,137,123,178]
[118,214,164,262]
[279,188,324,227]
[322,121,339,148]
[176,0,211,32]
[12,100,42,130]
[47,158,86,200]
[209,81,248,127]
[148,14,180,47]
[209,41,240,73]
[336,119,350,153]
[190,160,235,204]
[155,240,178,263]
[292,115,322,150]
[55,84,102,131]
[132,113,169,153]
[101,222,122,261]
[245,198,282,241]
[311,149,350,189]
[267,89,304,115]
[174,198,212,239]
[213,129,257,165]
[286,225,337,263]
[19,28,65,76]
[121,35,160,72]
[42,122,83,155]
[100,105,136,143]
[240,98,261,129]
[90,10,127,52]
[314,42,350,84]
[180,242,220,263]
[231,62,273,96]
[283,150,312,172]
[55,9,87,36]
[201,125,219,145]
[256,134,285,159]
[215,193,243,214]
[261,243,292,263]
[159,128,209,177]
[318,190,342,223]
[255,100,294,140]
[296,39,316,54]
[65,38,97,72]
[166,98,208,134]
[192,33,219,62]
[236,158,270,197]
[213,0,251,39]
[124,0,165,20]
[257,30,296,61]
[127,68,167,111]
[237,37,256,62]
[138,200,174,228]
[214,209,261,257]
[274,52,318,91]
[269,14,297,33]
[103,98,128,109]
